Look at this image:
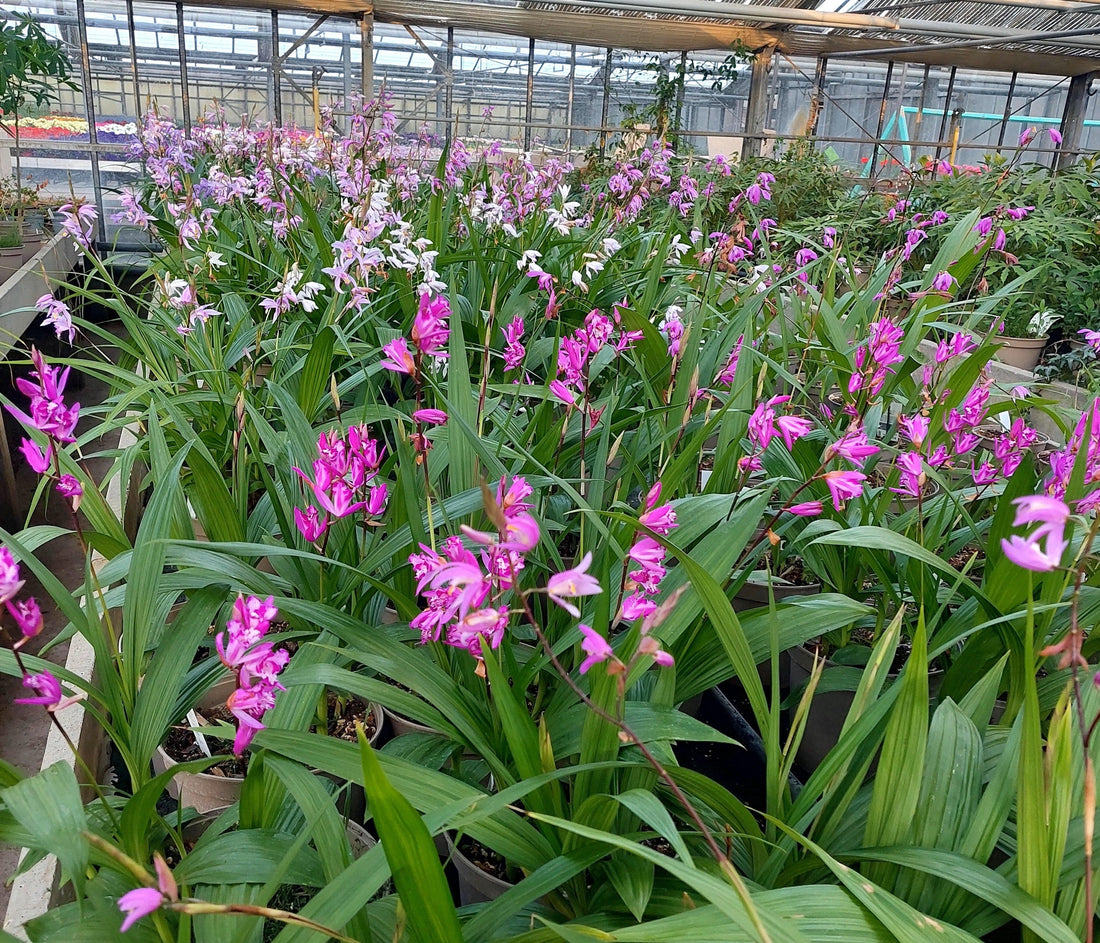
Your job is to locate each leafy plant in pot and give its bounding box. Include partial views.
[0,217,23,285]
[154,595,291,813]
[997,307,1060,371]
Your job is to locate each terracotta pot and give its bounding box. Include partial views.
[445,832,513,905]
[995,335,1047,371]
[0,246,23,286]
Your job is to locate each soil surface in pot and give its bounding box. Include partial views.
[323,693,378,742]
[457,834,510,882]
[164,705,247,776]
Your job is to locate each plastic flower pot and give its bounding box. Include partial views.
[20,230,44,264]
[445,832,514,905]
[155,680,384,814]
[152,677,242,814]
[788,644,944,774]
[995,335,1048,371]
[0,245,23,286]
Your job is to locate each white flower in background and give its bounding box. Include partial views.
[517,249,541,271]
[667,234,690,262]
[601,237,622,257]
[582,253,604,279]
[206,251,226,270]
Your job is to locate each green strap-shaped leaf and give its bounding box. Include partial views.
[358,731,463,943]
[849,846,1078,943]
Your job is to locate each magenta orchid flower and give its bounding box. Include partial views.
[0,548,25,605]
[13,670,81,711]
[547,552,602,617]
[787,501,823,517]
[1000,495,1070,572]
[118,888,165,933]
[411,293,451,356]
[294,506,327,542]
[118,854,177,932]
[823,470,866,511]
[18,438,51,474]
[412,408,448,425]
[6,597,43,638]
[826,430,879,464]
[381,337,417,375]
[578,623,613,674]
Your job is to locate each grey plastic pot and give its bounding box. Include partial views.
[445,832,513,905]
[788,644,943,773]
[0,246,23,286]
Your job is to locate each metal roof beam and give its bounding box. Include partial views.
[537,0,1100,52]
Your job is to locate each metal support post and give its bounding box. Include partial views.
[1055,70,1096,171]
[125,0,141,118]
[446,27,455,144]
[598,47,612,160]
[176,1,191,134]
[869,59,894,177]
[525,38,535,151]
[565,43,576,154]
[743,45,774,159]
[271,11,282,126]
[361,13,374,103]
[75,0,105,240]
[912,63,931,140]
[933,66,957,162]
[342,30,352,117]
[807,56,827,136]
[997,71,1019,151]
[673,51,687,142]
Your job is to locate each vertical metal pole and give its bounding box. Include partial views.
[599,47,612,160]
[673,50,687,143]
[913,62,931,140]
[743,45,774,159]
[342,28,352,117]
[75,0,105,241]
[565,43,576,154]
[125,0,141,118]
[446,27,455,144]
[361,13,374,102]
[997,71,1019,152]
[1055,71,1095,171]
[176,1,191,134]
[312,67,322,135]
[807,56,827,137]
[934,66,957,162]
[271,11,282,126]
[524,38,535,151]
[869,59,894,178]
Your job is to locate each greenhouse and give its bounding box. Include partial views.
[2,0,1100,941]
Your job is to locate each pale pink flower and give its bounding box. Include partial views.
[547,551,602,617]
[578,623,613,674]
[1001,495,1070,572]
